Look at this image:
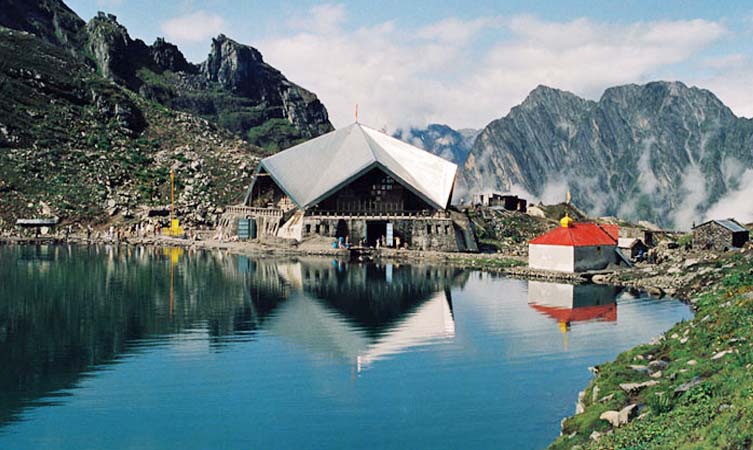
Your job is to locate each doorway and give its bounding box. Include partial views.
[366,221,387,247]
[335,219,349,238]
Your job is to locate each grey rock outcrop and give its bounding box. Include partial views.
[0,0,86,54]
[150,37,195,73]
[460,82,753,228]
[3,0,334,152]
[201,34,332,141]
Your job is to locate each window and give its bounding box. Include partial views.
[305,224,311,234]
[426,224,432,235]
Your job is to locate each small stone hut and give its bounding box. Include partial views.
[692,219,749,251]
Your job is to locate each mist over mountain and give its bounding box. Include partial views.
[393,124,479,165]
[459,82,753,229]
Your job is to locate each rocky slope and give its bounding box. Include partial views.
[0,27,262,228]
[393,124,478,165]
[0,0,333,151]
[0,0,86,54]
[460,83,753,228]
[83,13,333,151]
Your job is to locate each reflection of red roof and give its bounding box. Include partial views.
[529,223,619,247]
[530,303,617,322]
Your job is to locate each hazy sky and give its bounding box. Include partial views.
[67,1,753,130]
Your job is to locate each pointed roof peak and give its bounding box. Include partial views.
[253,122,458,210]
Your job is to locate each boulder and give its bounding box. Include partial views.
[600,404,638,428]
[675,376,704,394]
[620,380,659,393]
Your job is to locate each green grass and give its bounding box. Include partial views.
[549,253,753,450]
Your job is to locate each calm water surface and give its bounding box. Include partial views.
[0,245,692,450]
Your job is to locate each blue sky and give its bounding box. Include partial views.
[67,1,753,129]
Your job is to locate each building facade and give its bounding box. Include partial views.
[228,122,477,252]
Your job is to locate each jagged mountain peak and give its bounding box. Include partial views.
[151,37,195,73]
[600,81,727,111]
[0,0,86,53]
[460,81,753,228]
[521,85,589,107]
[0,0,333,151]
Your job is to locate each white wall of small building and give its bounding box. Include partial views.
[528,244,574,272]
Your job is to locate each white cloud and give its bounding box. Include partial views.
[702,53,747,70]
[258,8,726,129]
[673,165,707,230]
[161,11,225,43]
[287,3,346,35]
[704,169,753,224]
[694,67,753,118]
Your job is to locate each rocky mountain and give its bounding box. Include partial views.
[0,1,333,152]
[0,26,261,227]
[82,13,333,151]
[0,0,336,227]
[460,82,753,228]
[0,0,86,54]
[393,124,479,165]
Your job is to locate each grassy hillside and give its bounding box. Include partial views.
[0,27,263,228]
[549,251,753,449]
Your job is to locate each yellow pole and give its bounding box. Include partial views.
[170,168,175,224]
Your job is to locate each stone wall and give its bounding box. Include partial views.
[693,223,736,251]
[299,216,463,251]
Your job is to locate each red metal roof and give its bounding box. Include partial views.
[529,223,619,247]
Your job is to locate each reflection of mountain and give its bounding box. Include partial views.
[0,245,254,429]
[528,281,618,324]
[243,258,468,370]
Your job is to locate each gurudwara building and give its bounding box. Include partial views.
[229,122,478,252]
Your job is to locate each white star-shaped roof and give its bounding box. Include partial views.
[249,122,458,210]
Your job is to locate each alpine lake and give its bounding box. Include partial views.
[0,245,693,450]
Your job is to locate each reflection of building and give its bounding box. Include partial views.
[244,258,466,371]
[528,281,618,350]
[234,122,477,251]
[528,215,619,272]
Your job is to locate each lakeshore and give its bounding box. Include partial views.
[0,243,694,449]
[2,234,752,448]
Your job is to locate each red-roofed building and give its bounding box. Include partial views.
[528,216,619,272]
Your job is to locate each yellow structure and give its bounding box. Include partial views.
[560,213,573,228]
[163,168,184,237]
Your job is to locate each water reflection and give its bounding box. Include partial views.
[0,246,467,429]
[528,281,619,350]
[0,247,694,450]
[243,258,467,371]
